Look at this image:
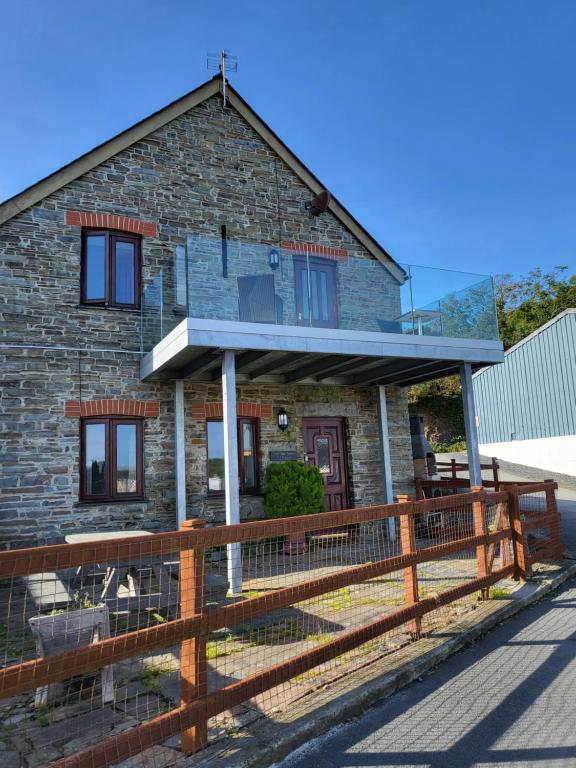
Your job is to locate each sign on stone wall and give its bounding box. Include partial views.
[269,449,298,463]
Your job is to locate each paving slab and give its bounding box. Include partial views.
[27,707,125,749]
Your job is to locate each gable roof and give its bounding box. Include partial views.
[0,75,404,280]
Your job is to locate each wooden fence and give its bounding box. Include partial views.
[435,457,500,488]
[0,483,562,768]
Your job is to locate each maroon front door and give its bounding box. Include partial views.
[293,255,338,328]
[302,418,350,512]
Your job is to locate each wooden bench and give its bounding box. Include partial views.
[22,572,73,612]
[28,606,114,706]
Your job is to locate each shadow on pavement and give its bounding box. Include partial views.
[282,580,576,768]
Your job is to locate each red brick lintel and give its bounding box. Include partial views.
[191,403,273,419]
[66,211,157,237]
[65,400,160,418]
[280,240,348,260]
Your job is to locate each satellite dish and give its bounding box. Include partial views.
[307,189,331,217]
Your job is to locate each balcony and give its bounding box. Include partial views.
[140,235,503,384]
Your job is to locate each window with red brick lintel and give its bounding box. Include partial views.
[67,211,156,310]
[68,400,157,502]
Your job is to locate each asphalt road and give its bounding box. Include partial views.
[280,578,576,767]
[279,482,576,768]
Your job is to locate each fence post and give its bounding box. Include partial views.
[499,498,512,568]
[544,480,563,558]
[397,495,421,638]
[180,518,208,753]
[492,458,500,491]
[472,486,489,600]
[508,485,531,580]
[451,458,457,481]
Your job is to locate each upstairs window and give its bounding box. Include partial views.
[81,230,141,308]
[207,417,260,494]
[81,417,144,501]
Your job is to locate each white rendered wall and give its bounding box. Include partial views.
[479,435,576,477]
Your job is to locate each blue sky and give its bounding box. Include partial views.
[1,0,575,278]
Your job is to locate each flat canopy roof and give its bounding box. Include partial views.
[140,318,504,387]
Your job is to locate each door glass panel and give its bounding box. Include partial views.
[320,271,328,321]
[310,270,319,320]
[85,235,106,300]
[242,422,256,488]
[300,269,309,322]
[207,421,225,492]
[316,436,331,474]
[114,241,135,304]
[116,423,137,494]
[84,423,106,495]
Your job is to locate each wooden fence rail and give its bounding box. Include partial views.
[435,457,500,488]
[0,483,562,768]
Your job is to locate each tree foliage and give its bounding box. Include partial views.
[495,266,576,349]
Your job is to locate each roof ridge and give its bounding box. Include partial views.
[0,76,403,279]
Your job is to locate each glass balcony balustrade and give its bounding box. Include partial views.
[141,234,498,352]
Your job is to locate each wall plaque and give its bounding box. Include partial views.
[269,450,298,463]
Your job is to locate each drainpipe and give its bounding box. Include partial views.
[460,363,482,486]
[174,380,187,528]
[377,385,397,542]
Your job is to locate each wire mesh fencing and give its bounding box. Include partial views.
[0,484,561,768]
[513,482,563,570]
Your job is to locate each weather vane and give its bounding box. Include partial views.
[207,50,238,106]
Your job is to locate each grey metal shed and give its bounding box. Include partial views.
[473,308,576,444]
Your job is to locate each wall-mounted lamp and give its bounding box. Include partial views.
[277,408,289,432]
[268,248,280,270]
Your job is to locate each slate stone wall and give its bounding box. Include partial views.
[184,382,414,525]
[0,92,413,545]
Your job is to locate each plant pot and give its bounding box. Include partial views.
[284,531,308,555]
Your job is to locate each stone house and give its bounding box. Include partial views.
[0,75,503,547]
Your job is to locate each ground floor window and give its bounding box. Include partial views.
[81,417,144,501]
[207,417,259,494]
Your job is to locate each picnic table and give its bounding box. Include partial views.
[23,529,228,617]
[64,530,178,613]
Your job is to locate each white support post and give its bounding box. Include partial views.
[377,385,397,542]
[174,380,187,529]
[460,363,482,487]
[222,350,242,595]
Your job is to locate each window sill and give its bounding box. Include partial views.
[207,491,264,499]
[77,304,141,313]
[74,498,149,507]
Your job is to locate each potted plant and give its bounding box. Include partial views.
[264,461,325,554]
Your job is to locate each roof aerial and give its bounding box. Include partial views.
[207,50,238,106]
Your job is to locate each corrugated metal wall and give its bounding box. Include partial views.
[473,309,576,443]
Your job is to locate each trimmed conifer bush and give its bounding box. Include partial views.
[264,461,325,519]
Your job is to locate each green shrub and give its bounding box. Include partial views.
[264,461,325,519]
[429,436,467,453]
